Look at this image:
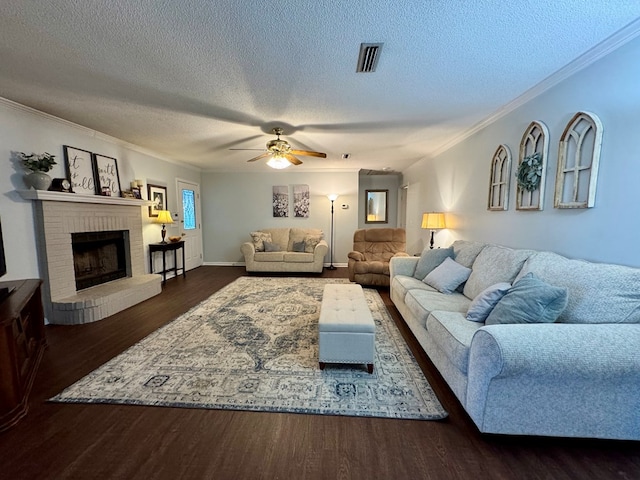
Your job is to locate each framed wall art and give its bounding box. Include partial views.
[63,145,96,195]
[516,121,549,211]
[148,184,167,217]
[273,185,289,217]
[554,111,603,209]
[93,154,122,197]
[293,184,309,218]
[365,189,388,223]
[487,144,511,211]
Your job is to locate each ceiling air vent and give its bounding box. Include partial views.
[356,43,383,73]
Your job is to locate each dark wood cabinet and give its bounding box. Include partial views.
[0,279,46,432]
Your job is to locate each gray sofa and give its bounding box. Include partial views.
[241,227,328,273]
[390,240,640,440]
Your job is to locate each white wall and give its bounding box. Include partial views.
[0,100,201,282]
[402,35,640,267]
[200,171,359,265]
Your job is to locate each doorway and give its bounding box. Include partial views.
[177,179,203,271]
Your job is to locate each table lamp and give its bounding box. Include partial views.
[155,210,173,244]
[421,212,445,249]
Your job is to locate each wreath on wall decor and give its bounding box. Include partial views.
[516,152,543,191]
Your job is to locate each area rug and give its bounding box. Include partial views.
[51,277,447,420]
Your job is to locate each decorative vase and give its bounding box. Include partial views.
[26,171,52,190]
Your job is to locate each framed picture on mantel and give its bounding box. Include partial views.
[63,145,96,195]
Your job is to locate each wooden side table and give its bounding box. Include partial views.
[149,241,186,284]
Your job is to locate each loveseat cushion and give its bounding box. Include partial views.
[250,231,272,252]
[288,228,323,252]
[427,310,484,374]
[254,251,285,262]
[261,228,290,252]
[404,288,471,327]
[516,252,640,324]
[463,245,534,299]
[282,252,314,263]
[485,273,568,325]
[414,247,454,280]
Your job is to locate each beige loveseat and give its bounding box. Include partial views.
[241,227,328,273]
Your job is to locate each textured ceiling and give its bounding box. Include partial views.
[2,1,640,172]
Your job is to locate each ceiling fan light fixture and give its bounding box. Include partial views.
[266,154,291,169]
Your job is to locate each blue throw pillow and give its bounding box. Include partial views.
[485,272,568,325]
[414,247,454,280]
[423,257,472,294]
[466,282,511,322]
[263,241,282,252]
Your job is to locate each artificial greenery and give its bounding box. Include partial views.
[516,152,543,191]
[18,152,57,172]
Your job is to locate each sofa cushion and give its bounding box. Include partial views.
[466,282,511,322]
[263,241,282,252]
[452,240,487,268]
[288,228,323,252]
[254,251,285,262]
[262,228,290,252]
[391,275,435,301]
[282,252,314,263]
[404,289,471,327]
[485,273,568,325]
[517,251,640,324]
[414,247,454,280]
[424,257,472,294]
[427,311,484,374]
[463,245,534,299]
[250,231,272,252]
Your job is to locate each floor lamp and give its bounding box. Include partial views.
[327,194,338,270]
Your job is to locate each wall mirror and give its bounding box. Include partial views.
[365,189,388,223]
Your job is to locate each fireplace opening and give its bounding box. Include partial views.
[72,231,130,290]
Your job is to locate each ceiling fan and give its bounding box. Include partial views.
[240,127,327,169]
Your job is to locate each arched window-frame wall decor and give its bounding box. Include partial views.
[516,121,549,211]
[487,144,512,211]
[554,112,603,209]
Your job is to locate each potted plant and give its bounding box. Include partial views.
[18,152,57,190]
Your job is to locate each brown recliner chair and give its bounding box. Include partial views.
[347,228,410,287]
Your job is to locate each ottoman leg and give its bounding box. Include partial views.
[319,362,326,370]
[367,363,374,374]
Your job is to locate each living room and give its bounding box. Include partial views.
[2,2,640,479]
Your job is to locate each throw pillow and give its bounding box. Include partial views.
[423,257,472,294]
[304,235,322,253]
[465,282,511,322]
[292,240,306,252]
[263,241,281,252]
[250,231,272,252]
[485,272,568,325]
[414,247,454,280]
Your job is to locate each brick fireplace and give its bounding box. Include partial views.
[20,190,162,324]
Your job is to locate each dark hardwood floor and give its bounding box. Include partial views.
[1,266,639,479]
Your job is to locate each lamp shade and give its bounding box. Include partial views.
[327,194,339,202]
[421,212,445,230]
[155,210,174,224]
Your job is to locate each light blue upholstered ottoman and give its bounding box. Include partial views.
[318,284,375,373]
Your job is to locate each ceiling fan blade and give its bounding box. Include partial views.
[290,149,327,158]
[230,148,266,151]
[284,153,303,165]
[247,152,272,162]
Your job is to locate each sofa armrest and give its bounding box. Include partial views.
[240,241,255,259]
[389,256,419,281]
[348,251,365,261]
[466,323,640,438]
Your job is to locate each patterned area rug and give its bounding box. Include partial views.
[51,277,447,420]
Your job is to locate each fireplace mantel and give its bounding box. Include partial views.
[18,189,152,206]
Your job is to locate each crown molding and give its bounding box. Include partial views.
[428,17,640,159]
[0,96,200,172]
